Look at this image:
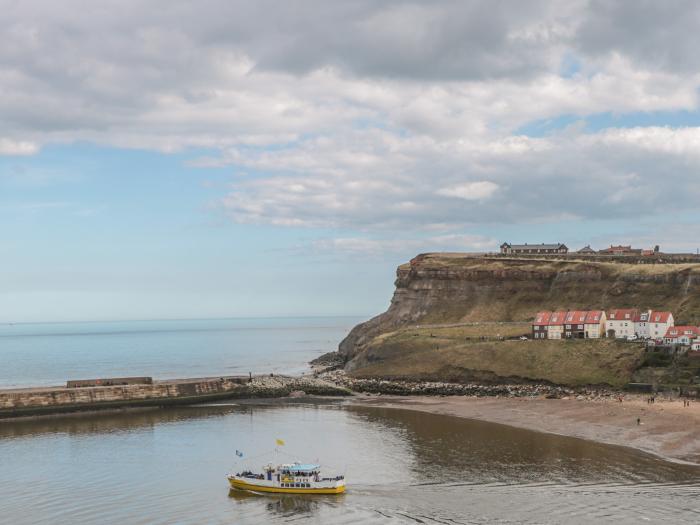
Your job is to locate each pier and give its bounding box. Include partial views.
[0,375,350,418]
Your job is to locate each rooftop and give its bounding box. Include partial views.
[281,463,321,472]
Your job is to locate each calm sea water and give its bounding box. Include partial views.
[0,400,699,524]
[0,317,361,388]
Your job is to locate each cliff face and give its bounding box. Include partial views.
[339,253,700,362]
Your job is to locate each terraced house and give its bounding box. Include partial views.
[584,310,607,338]
[648,311,674,339]
[547,311,567,339]
[532,311,551,339]
[563,311,588,338]
[532,308,677,340]
[605,309,638,339]
[532,310,606,339]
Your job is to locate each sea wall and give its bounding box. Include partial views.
[0,375,350,418]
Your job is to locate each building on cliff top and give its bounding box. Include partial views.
[500,242,568,255]
[598,245,660,256]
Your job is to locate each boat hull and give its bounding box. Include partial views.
[228,477,345,494]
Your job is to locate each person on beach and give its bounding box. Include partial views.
[637,418,640,425]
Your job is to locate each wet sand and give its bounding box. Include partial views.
[349,394,700,465]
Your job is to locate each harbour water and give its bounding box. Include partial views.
[1,400,699,524]
[1,317,699,524]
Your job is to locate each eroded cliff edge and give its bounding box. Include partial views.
[339,253,700,381]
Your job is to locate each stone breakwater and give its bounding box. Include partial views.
[320,370,618,399]
[0,375,351,418]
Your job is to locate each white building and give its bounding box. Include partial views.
[648,311,674,340]
[663,326,700,346]
[606,309,639,338]
[584,310,606,339]
[634,310,651,338]
[547,311,567,340]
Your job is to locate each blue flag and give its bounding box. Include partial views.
[235,450,244,458]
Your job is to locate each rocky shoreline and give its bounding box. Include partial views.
[318,368,620,400]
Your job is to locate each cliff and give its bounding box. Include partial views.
[340,253,700,381]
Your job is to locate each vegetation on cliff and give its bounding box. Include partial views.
[348,329,644,387]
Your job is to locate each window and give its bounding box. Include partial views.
[578,325,583,329]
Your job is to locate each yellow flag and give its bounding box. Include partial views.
[275,438,285,446]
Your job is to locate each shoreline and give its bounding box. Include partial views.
[346,394,700,466]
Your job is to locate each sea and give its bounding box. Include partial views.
[0,317,360,389]
[1,317,699,524]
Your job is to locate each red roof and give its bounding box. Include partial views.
[565,310,588,324]
[600,245,633,253]
[533,312,551,326]
[548,311,567,326]
[650,311,673,323]
[584,310,604,324]
[607,309,639,321]
[664,326,700,338]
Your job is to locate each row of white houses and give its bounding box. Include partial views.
[532,309,675,340]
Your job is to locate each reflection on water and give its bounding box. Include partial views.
[354,406,700,487]
[1,400,699,524]
[229,488,346,516]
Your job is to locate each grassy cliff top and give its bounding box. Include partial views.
[350,327,644,387]
[402,253,700,275]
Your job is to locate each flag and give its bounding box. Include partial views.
[275,438,285,446]
[235,450,244,458]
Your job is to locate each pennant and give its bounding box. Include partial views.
[275,438,285,446]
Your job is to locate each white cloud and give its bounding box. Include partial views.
[435,181,499,201]
[310,234,497,258]
[3,1,700,232]
[0,139,39,156]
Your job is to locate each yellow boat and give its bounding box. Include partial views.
[228,462,345,494]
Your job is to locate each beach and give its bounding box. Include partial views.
[349,394,700,465]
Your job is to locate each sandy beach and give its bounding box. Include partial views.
[349,394,700,465]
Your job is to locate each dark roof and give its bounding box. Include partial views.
[577,245,596,253]
[505,243,567,250]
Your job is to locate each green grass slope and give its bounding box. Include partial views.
[349,328,645,387]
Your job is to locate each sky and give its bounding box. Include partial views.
[3,0,700,322]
